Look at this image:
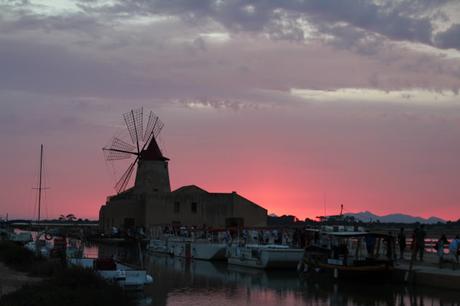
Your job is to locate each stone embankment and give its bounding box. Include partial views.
[395,252,460,290]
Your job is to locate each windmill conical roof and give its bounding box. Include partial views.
[140,138,168,161]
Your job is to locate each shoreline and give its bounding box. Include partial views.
[0,241,137,306]
[0,262,41,298]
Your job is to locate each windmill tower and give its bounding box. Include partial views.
[103,108,170,195]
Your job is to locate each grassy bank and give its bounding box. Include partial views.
[0,241,60,277]
[0,241,136,306]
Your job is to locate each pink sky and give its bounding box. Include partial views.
[1,1,460,221]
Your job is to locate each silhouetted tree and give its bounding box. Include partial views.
[65,214,77,222]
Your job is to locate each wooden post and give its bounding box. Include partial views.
[137,240,144,269]
[405,241,417,282]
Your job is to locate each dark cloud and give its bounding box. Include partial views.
[1,0,458,52]
[435,24,460,49]
[299,0,433,44]
[89,0,442,48]
[0,0,459,100]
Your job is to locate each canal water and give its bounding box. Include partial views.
[93,244,460,306]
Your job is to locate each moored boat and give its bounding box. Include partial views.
[68,258,154,290]
[24,239,52,257]
[300,226,394,280]
[148,237,227,260]
[7,231,33,244]
[226,244,304,269]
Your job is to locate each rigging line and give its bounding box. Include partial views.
[43,151,48,220]
[32,187,37,222]
[38,144,43,222]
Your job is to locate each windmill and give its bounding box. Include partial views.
[103,108,167,194]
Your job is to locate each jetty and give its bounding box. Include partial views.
[395,252,460,290]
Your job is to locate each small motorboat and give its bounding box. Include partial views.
[24,240,52,257]
[167,238,227,260]
[148,237,227,260]
[226,244,304,269]
[68,258,153,290]
[8,231,33,244]
[300,226,394,280]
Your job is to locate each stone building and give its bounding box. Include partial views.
[99,132,267,234]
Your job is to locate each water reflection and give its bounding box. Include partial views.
[96,245,460,306]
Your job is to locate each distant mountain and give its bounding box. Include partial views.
[344,211,445,224]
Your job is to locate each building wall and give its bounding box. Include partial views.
[142,190,266,228]
[100,188,267,234]
[100,193,146,233]
[142,192,233,228]
[232,193,268,227]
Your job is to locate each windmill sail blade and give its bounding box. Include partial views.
[152,118,164,138]
[103,137,136,161]
[109,137,136,153]
[104,149,133,161]
[143,111,155,141]
[115,159,137,194]
[123,108,143,150]
[144,111,164,141]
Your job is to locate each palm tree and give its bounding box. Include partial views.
[66,214,77,222]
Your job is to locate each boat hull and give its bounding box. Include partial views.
[168,240,227,260]
[227,245,304,269]
[302,260,392,280]
[68,258,153,290]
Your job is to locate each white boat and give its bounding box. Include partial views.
[148,237,227,260]
[24,240,52,257]
[147,239,171,255]
[9,231,33,244]
[226,244,304,269]
[169,239,227,260]
[68,258,153,290]
[0,228,33,244]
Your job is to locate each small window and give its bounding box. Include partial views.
[191,202,197,214]
[174,202,180,213]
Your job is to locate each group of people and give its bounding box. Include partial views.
[435,234,460,268]
[397,225,460,268]
[397,225,427,261]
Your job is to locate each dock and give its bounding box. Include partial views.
[394,252,460,290]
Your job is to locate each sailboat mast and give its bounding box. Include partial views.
[38,144,43,223]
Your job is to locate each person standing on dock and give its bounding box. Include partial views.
[397,228,406,260]
[414,224,426,261]
[435,234,448,268]
[448,235,460,269]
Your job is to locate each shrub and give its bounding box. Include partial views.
[0,241,35,271]
[0,267,136,306]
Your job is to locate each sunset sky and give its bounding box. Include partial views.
[1,0,460,221]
